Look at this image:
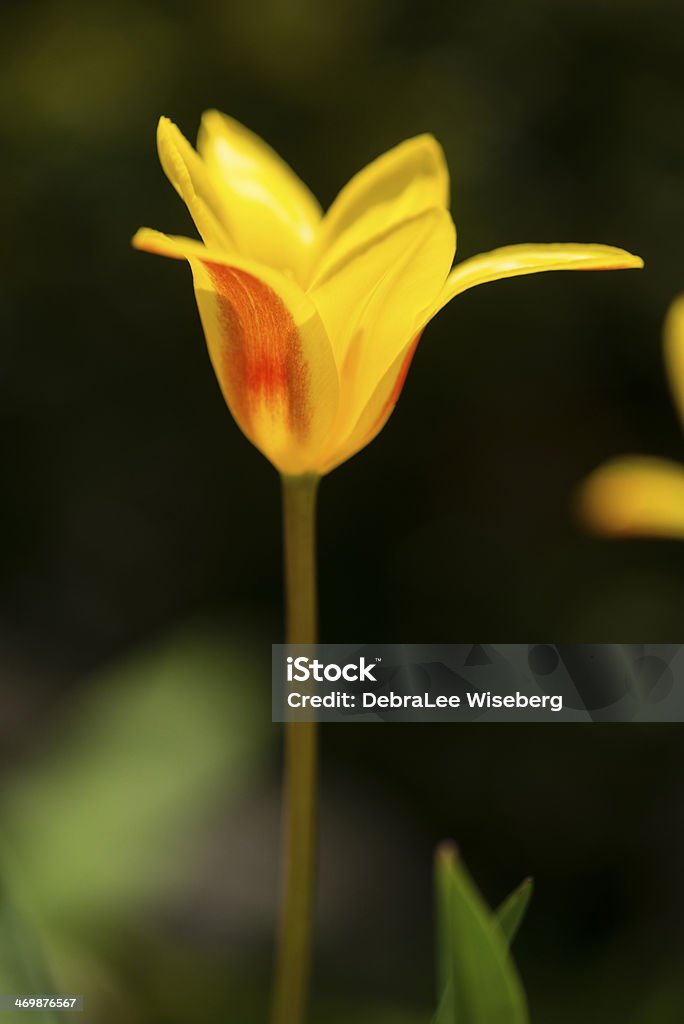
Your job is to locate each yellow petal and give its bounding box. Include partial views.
[664,294,684,429]
[133,227,225,262]
[313,134,450,283]
[197,110,322,281]
[318,208,455,451]
[133,229,338,475]
[310,207,455,367]
[578,456,684,539]
[156,117,233,250]
[321,332,423,473]
[133,227,256,268]
[435,243,644,307]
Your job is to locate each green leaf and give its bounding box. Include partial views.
[0,847,61,1024]
[0,622,269,932]
[495,878,533,947]
[435,843,530,1024]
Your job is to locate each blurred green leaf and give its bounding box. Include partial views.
[495,879,533,947]
[435,843,529,1024]
[0,622,269,933]
[0,849,61,1024]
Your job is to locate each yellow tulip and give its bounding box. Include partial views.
[133,112,643,477]
[580,297,684,538]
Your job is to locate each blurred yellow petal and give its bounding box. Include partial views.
[664,295,684,429]
[313,134,450,282]
[579,456,684,539]
[435,243,643,308]
[156,117,233,250]
[197,110,321,281]
[133,229,338,476]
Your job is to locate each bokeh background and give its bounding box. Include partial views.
[2,0,684,1020]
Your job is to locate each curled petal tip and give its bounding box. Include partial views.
[555,244,644,270]
[616,251,644,270]
[131,227,168,256]
[130,227,196,261]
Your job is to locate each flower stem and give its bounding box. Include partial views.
[272,473,320,1024]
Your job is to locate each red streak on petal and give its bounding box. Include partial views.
[203,262,310,439]
[387,331,422,409]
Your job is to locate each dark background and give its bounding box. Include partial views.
[2,0,684,1021]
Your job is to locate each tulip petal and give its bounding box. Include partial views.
[132,227,260,268]
[579,456,684,539]
[310,207,455,368]
[435,243,644,308]
[310,208,453,467]
[313,134,450,282]
[133,227,224,262]
[324,208,455,454]
[321,332,423,473]
[664,295,684,430]
[156,117,233,250]
[133,229,338,475]
[197,110,322,281]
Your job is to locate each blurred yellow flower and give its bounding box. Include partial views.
[133,112,643,476]
[580,297,684,538]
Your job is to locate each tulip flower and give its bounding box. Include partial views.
[133,112,642,477]
[580,297,684,538]
[133,113,644,1024]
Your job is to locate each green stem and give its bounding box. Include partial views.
[272,473,320,1024]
